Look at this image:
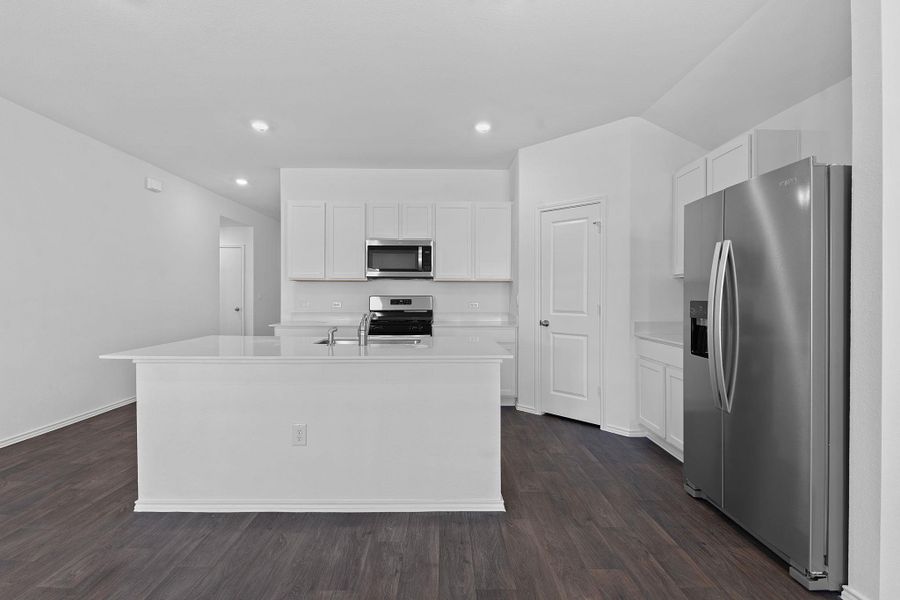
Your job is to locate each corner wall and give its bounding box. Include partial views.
[0,95,280,447]
[629,119,707,322]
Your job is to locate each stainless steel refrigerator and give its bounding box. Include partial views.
[682,158,849,591]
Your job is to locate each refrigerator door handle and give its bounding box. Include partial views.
[706,242,724,410]
[721,240,739,413]
[712,240,730,412]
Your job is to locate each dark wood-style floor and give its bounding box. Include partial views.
[0,405,839,600]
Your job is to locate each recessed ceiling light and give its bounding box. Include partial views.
[250,120,269,133]
[474,121,492,134]
[235,178,249,186]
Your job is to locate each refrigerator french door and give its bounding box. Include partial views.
[683,158,849,591]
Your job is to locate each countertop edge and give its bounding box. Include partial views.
[634,333,683,348]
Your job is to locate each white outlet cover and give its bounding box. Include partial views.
[468,302,480,310]
[292,423,307,446]
[144,177,163,193]
[331,301,342,309]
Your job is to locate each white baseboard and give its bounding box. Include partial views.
[603,424,646,438]
[644,430,684,462]
[500,397,516,407]
[0,396,136,449]
[515,404,543,415]
[842,586,873,600]
[135,497,506,513]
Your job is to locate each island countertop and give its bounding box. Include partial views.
[101,335,512,363]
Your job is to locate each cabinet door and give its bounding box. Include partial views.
[707,133,752,193]
[400,203,433,239]
[637,357,666,437]
[499,341,517,400]
[367,202,399,239]
[326,203,366,280]
[434,203,473,280]
[665,366,684,451]
[474,203,512,280]
[286,201,325,280]
[672,158,707,277]
[753,129,801,177]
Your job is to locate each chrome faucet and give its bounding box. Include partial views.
[326,327,338,346]
[358,312,373,346]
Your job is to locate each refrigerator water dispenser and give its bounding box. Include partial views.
[690,301,708,358]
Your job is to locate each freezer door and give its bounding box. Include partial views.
[683,192,724,507]
[721,159,821,571]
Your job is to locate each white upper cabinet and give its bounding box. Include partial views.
[707,133,752,193]
[326,203,366,280]
[672,158,707,278]
[286,201,326,280]
[434,203,474,280]
[753,129,802,177]
[400,203,433,239]
[474,203,512,280]
[367,202,399,239]
[286,199,512,283]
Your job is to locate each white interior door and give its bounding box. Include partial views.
[539,204,602,424]
[219,246,245,335]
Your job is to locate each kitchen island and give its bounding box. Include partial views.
[101,335,509,513]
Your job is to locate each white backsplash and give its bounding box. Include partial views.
[285,280,512,320]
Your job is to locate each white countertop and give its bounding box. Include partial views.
[101,335,512,363]
[272,314,516,329]
[633,321,683,347]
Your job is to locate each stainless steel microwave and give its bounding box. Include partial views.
[365,239,433,279]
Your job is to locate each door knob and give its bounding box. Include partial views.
[539,320,550,327]
[234,307,241,312]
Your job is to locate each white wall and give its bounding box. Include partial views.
[846,2,900,599]
[515,118,629,431]
[756,77,852,165]
[514,116,704,432]
[847,1,883,598]
[629,119,706,322]
[0,95,280,447]
[279,168,512,321]
[879,2,900,594]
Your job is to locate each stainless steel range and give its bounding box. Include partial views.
[367,295,433,340]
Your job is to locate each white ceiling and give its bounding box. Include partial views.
[0,1,849,218]
[642,0,851,149]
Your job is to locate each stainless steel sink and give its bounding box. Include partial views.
[369,338,422,345]
[314,337,423,346]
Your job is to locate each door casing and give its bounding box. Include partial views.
[220,244,247,335]
[533,197,607,427]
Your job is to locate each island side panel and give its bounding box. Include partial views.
[133,360,503,512]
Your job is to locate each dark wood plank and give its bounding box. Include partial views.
[0,405,842,600]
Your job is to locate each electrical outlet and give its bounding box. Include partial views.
[331,301,342,310]
[292,424,307,446]
[468,301,480,311]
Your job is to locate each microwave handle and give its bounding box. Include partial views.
[418,246,423,271]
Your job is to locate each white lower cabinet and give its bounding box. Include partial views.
[635,338,683,460]
[637,358,667,438]
[433,325,517,405]
[665,367,684,451]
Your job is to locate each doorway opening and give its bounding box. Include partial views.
[219,217,254,335]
